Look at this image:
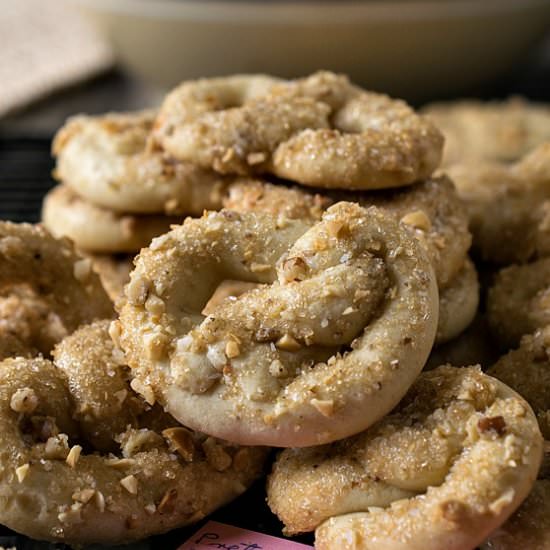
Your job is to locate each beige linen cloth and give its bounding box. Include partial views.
[0,0,114,117]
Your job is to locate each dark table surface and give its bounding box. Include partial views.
[0,34,549,548]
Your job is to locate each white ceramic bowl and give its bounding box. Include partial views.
[72,0,550,100]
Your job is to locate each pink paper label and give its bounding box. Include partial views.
[178,521,313,550]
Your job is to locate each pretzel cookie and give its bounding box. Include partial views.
[0,221,113,359]
[488,258,550,350]
[42,185,180,254]
[156,72,443,190]
[0,321,267,545]
[117,202,438,447]
[424,98,550,167]
[53,110,229,215]
[268,366,542,550]
[448,142,550,264]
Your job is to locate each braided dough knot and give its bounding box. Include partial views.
[155,71,443,189]
[118,202,438,447]
[0,322,266,545]
[267,366,543,550]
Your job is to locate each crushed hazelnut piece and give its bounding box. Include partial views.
[478,416,507,436]
[130,379,156,405]
[143,332,168,360]
[10,387,38,413]
[158,488,178,514]
[72,488,95,504]
[162,427,195,461]
[106,458,135,469]
[326,220,349,238]
[66,445,82,468]
[108,320,122,347]
[281,256,308,282]
[250,262,271,274]
[114,389,128,406]
[44,434,69,460]
[276,334,301,351]
[311,398,335,417]
[95,491,106,512]
[144,503,156,515]
[440,500,469,523]
[120,475,138,495]
[400,210,432,232]
[225,340,240,359]
[247,152,266,165]
[15,463,29,483]
[221,147,235,163]
[126,276,150,306]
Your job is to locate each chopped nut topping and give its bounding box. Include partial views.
[202,437,233,471]
[326,220,350,238]
[276,334,301,351]
[126,276,150,306]
[400,210,432,232]
[158,488,178,514]
[250,262,271,274]
[120,474,138,495]
[58,507,83,525]
[15,463,29,483]
[144,503,157,515]
[106,458,136,470]
[108,320,122,347]
[145,294,166,317]
[130,379,156,405]
[311,398,335,417]
[143,331,169,360]
[95,491,106,512]
[72,488,95,504]
[221,147,236,164]
[73,258,92,282]
[225,340,240,359]
[281,256,308,282]
[478,416,507,436]
[66,445,82,468]
[44,434,69,460]
[162,427,195,461]
[10,387,38,414]
[439,499,469,523]
[247,152,267,165]
[114,389,128,406]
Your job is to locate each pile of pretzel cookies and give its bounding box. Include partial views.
[1,71,549,548]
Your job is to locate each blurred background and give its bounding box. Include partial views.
[0,0,549,219]
[1,0,550,136]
